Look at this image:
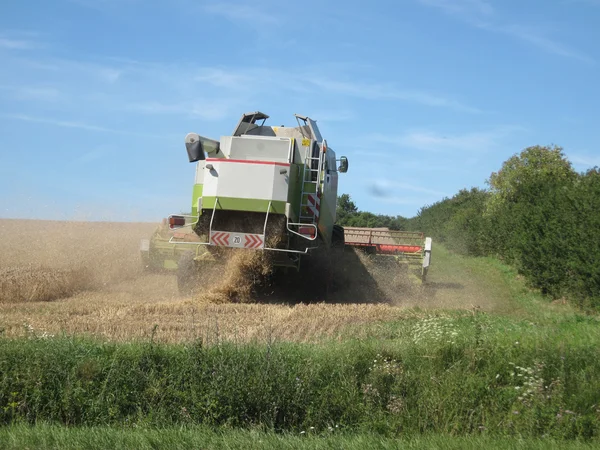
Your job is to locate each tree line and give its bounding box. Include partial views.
[397,145,599,309]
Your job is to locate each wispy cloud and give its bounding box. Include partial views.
[1,50,480,138]
[118,62,482,114]
[13,86,62,102]
[306,109,356,123]
[304,77,482,113]
[567,0,600,5]
[65,0,141,12]
[194,68,253,90]
[417,0,595,63]
[418,0,493,18]
[0,113,168,138]
[73,146,114,164]
[568,153,600,168]
[499,25,595,64]
[371,126,524,153]
[0,37,37,50]
[0,30,44,51]
[126,99,234,121]
[1,113,117,132]
[204,2,280,26]
[190,64,480,113]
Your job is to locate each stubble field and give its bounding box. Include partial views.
[0,218,513,343]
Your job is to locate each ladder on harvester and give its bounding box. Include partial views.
[298,140,324,231]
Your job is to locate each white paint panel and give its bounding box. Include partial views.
[423,238,432,268]
[220,136,291,162]
[194,160,205,184]
[425,237,432,251]
[203,160,289,201]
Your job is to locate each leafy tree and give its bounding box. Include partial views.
[487,145,577,212]
[336,194,358,224]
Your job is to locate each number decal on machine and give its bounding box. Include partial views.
[210,231,264,249]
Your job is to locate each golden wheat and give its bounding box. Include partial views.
[0,265,91,303]
[0,218,501,344]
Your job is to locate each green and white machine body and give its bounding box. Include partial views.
[166,112,348,270]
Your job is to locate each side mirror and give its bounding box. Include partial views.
[185,133,205,163]
[338,156,349,173]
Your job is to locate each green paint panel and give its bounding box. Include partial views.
[202,197,287,215]
[287,164,302,221]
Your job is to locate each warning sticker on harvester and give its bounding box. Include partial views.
[302,138,311,147]
[210,231,265,249]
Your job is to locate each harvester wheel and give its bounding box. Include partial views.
[332,224,345,248]
[177,251,201,295]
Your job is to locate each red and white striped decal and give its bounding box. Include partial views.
[210,231,265,249]
[244,234,264,249]
[211,231,230,246]
[307,193,320,218]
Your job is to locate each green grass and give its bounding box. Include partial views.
[2,311,600,439]
[1,244,599,446]
[423,243,587,320]
[1,424,598,450]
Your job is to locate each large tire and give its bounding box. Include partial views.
[177,251,201,295]
[332,224,345,248]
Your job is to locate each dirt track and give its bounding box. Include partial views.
[0,219,511,343]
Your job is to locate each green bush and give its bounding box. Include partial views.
[406,146,600,308]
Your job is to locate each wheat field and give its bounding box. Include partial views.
[0,219,504,343]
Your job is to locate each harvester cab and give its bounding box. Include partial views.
[165,112,349,272]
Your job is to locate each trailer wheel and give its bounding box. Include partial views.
[177,251,201,295]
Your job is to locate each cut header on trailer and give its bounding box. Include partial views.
[344,227,432,282]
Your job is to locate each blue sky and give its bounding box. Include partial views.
[1,0,599,222]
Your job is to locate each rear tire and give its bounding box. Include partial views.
[177,251,201,295]
[332,224,345,248]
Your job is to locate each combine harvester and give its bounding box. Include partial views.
[140,111,432,294]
